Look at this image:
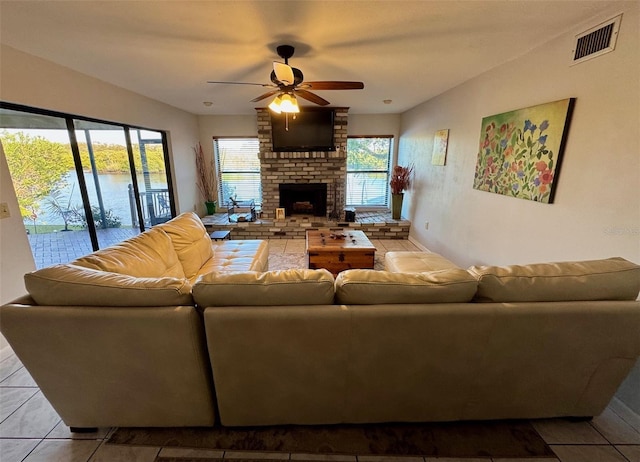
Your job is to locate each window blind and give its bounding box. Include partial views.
[214,138,261,205]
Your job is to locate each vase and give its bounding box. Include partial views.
[391,193,403,220]
[205,201,217,215]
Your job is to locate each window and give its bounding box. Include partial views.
[346,136,392,207]
[214,137,261,206]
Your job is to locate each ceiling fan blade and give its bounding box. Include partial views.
[295,89,331,106]
[304,81,365,90]
[250,89,281,103]
[207,81,273,87]
[273,62,294,85]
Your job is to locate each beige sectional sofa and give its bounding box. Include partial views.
[1,215,639,430]
[1,212,268,429]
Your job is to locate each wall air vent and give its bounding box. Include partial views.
[571,14,622,65]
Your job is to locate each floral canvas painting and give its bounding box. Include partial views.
[473,98,575,203]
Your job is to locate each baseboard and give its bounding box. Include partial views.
[609,396,640,433]
[408,235,429,252]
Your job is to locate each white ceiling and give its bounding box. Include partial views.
[0,0,621,115]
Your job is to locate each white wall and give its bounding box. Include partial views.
[0,143,34,302]
[399,3,639,268]
[348,114,400,137]
[0,142,36,353]
[398,3,640,414]
[0,44,201,215]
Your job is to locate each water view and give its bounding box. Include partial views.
[31,171,168,228]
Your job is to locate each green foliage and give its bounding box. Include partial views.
[347,138,390,171]
[1,131,74,218]
[45,186,83,231]
[82,206,122,229]
[77,143,166,173]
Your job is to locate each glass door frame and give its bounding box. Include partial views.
[0,101,176,252]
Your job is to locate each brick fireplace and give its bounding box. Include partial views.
[257,107,349,219]
[279,183,327,217]
[202,107,409,240]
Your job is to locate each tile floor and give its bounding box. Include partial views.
[1,239,639,462]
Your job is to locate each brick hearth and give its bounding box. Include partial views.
[201,211,410,240]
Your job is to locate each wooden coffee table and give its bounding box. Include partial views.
[306,228,376,276]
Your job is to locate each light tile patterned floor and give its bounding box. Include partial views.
[1,239,639,462]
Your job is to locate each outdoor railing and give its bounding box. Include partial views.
[128,185,171,227]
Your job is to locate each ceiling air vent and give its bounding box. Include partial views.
[571,14,622,65]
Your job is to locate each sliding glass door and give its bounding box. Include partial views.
[72,120,140,248]
[129,129,174,227]
[0,103,175,268]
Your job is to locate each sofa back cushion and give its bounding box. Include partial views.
[468,257,640,302]
[385,251,460,273]
[193,269,335,306]
[156,212,214,279]
[73,227,185,279]
[335,269,478,304]
[24,264,193,306]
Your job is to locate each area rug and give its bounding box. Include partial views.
[268,253,307,271]
[107,420,555,460]
[268,253,385,271]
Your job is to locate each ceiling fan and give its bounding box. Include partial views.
[207,45,364,113]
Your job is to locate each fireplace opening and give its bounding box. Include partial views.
[279,183,327,217]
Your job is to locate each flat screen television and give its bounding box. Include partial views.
[271,108,335,152]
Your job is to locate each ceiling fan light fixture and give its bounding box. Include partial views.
[280,94,300,113]
[268,95,283,113]
[269,93,300,114]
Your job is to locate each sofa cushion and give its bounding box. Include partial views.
[468,257,640,302]
[24,264,193,306]
[193,269,335,306]
[385,251,461,273]
[335,269,478,304]
[73,227,185,279]
[197,240,269,277]
[156,212,213,279]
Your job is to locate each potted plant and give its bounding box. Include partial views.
[389,164,414,219]
[194,142,217,214]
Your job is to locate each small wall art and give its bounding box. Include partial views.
[275,208,285,220]
[473,98,575,204]
[432,129,449,166]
